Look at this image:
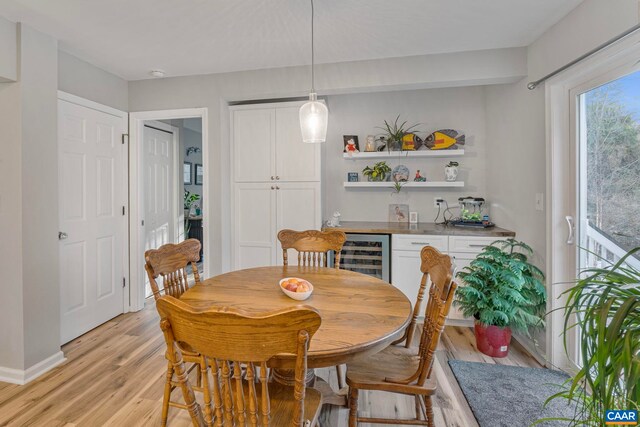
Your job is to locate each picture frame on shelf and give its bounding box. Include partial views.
[389,204,409,223]
[343,135,360,154]
[409,211,418,224]
[347,172,359,182]
[183,162,192,185]
[195,164,203,185]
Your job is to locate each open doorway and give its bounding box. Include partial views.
[129,109,209,311]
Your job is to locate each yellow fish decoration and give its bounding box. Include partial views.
[401,133,423,151]
[424,129,465,150]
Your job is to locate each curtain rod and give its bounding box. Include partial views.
[527,23,640,90]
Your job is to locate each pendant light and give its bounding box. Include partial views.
[299,0,328,143]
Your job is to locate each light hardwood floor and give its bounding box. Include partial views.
[0,303,541,427]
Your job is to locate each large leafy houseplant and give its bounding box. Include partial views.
[455,239,547,357]
[540,248,640,426]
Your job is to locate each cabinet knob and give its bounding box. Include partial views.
[270,176,275,180]
[275,186,280,190]
[271,186,275,190]
[276,176,280,180]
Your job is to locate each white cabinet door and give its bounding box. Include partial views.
[58,98,127,344]
[275,106,320,182]
[275,182,321,265]
[233,109,275,182]
[391,250,422,302]
[449,252,477,322]
[234,183,277,269]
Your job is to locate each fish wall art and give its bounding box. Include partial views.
[424,129,465,150]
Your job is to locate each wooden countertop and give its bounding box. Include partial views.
[323,221,515,237]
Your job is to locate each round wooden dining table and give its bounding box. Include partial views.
[180,265,412,406]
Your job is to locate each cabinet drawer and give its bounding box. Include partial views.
[448,236,500,253]
[392,234,448,252]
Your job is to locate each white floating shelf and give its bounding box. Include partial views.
[343,181,464,188]
[343,149,464,160]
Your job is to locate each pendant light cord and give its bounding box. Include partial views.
[310,0,315,93]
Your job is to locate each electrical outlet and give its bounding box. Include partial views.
[434,197,444,208]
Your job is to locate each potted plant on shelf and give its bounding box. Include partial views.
[362,161,392,182]
[539,248,640,426]
[184,189,200,218]
[445,161,459,182]
[454,239,546,357]
[377,115,418,152]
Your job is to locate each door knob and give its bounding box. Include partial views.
[58,232,68,240]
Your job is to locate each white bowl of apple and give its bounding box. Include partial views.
[279,277,314,301]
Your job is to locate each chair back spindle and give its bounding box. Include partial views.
[415,246,457,386]
[278,229,346,268]
[145,239,202,300]
[156,296,322,426]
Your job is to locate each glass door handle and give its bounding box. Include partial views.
[565,215,575,245]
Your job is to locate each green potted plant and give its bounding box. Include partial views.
[454,239,547,357]
[184,189,200,218]
[362,161,392,182]
[377,115,418,151]
[540,248,640,426]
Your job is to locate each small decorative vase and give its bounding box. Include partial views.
[444,166,458,182]
[474,321,512,358]
[367,174,385,182]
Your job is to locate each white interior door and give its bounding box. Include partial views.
[143,123,176,296]
[58,96,127,344]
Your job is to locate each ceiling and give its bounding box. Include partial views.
[0,0,583,81]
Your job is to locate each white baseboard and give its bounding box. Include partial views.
[0,351,66,385]
[512,334,549,367]
[445,318,474,327]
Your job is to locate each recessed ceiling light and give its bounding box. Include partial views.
[149,69,165,78]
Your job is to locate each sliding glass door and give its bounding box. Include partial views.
[565,68,640,367]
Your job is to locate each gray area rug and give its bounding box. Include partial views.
[449,360,575,427]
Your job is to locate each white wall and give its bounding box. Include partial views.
[183,125,203,202]
[325,87,486,222]
[0,24,60,375]
[0,16,16,82]
[58,50,128,111]
[129,47,526,275]
[0,81,25,370]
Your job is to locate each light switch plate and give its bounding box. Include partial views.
[535,193,544,211]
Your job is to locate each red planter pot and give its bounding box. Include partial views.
[474,321,512,358]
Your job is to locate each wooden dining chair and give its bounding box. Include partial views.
[391,245,454,349]
[155,295,323,427]
[145,238,202,300]
[278,228,348,389]
[278,229,347,268]
[144,238,203,426]
[345,246,457,427]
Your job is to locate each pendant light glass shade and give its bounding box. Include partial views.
[299,0,327,143]
[299,93,328,143]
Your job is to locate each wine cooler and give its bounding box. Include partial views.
[329,233,390,282]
